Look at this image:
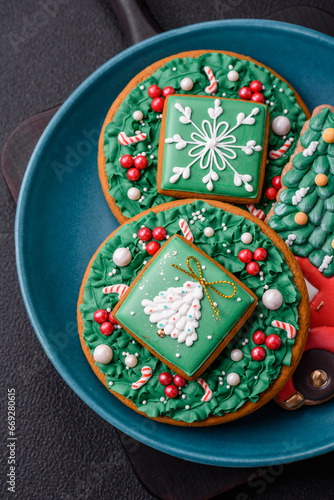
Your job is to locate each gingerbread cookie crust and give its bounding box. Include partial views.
[78,199,309,426]
[98,50,309,223]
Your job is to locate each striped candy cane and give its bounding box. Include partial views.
[179,218,194,242]
[271,320,297,339]
[118,131,147,146]
[269,137,294,160]
[131,366,153,390]
[246,204,265,221]
[197,377,213,402]
[204,66,218,94]
[102,284,129,299]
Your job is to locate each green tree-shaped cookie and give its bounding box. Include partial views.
[269,107,334,277]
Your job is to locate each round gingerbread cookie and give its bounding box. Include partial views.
[98,50,309,223]
[78,199,309,426]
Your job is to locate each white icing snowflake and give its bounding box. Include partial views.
[165,99,262,192]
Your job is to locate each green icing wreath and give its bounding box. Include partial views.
[103,52,307,219]
[80,201,300,423]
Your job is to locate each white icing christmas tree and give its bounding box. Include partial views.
[142,281,203,346]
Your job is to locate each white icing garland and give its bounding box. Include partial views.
[318,255,333,273]
[302,141,318,158]
[285,234,297,247]
[165,99,262,192]
[292,186,309,206]
[142,281,203,346]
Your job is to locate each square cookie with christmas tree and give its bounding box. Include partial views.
[113,234,257,380]
[157,95,269,204]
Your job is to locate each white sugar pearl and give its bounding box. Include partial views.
[226,372,240,386]
[182,394,186,399]
[176,353,181,358]
[237,297,241,302]
[241,232,253,244]
[139,85,144,90]
[262,289,283,310]
[160,397,165,402]
[127,187,141,200]
[272,116,291,136]
[228,64,233,70]
[125,354,138,368]
[207,335,213,340]
[227,70,239,82]
[133,110,143,121]
[108,381,113,386]
[185,405,190,410]
[113,247,132,267]
[180,77,193,91]
[204,227,215,237]
[231,349,243,362]
[94,345,113,364]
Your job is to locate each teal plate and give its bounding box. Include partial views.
[16,20,334,467]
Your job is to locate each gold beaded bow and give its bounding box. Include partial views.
[172,256,237,316]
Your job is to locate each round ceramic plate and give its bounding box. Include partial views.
[16,20,334,467]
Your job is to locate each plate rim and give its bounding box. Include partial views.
[15,18,334,467]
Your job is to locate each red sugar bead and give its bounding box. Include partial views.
[251,346,266,361]
[238,249,253,264]
[100,321,114,336]
[249,80,263,93]
[246,261,260,275]
[151,97,165,112]
[127,168,141,181]
[152,226,167,241]
[165,385,178,398]
[173,374,186,387]
[138,227,152,242]
[120,155,133,169]
[133,155,148,170]
[162,86,175,98]
[254,247,267,261]
[108,313,118,325]
[159,372,173,386]
[252,330,266,345]
[238,87,252,100]
[251,92,265,103]
[147,84,161,98]
[94,309,109,324]
[265,334,282,350]
[265,187,277,200]
[146,241,160,255]
[272,175,282,190]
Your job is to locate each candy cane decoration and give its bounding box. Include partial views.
[131,366,153,390]
[197,377,213,402]
[204,66,218,95]
[246,204,265,221]
[271,320,297,339]
[269,137,294,160]
[102,284,129,299]
[179,218,194,242]
[118,131,147,146]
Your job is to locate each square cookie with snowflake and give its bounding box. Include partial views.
[157,95,269,203]
[113,235,257,380]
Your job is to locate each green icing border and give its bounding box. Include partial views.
[103,52,307,219]
[269,107,334,277]
[80,201,300,423]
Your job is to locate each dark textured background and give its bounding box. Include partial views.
[1,1,334,499]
